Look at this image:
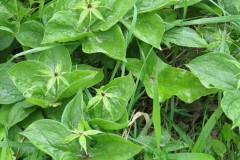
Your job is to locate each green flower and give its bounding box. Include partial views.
[86,87,119,117]
[73,0,105,27]
[36,63,69,95]
[63,122,102,154]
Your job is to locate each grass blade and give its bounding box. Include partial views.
[177,15,240,26]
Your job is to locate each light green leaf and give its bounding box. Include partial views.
[63,134,79,143]
[21,119,80,159]
[90,134,142,160]
[187,52,240,90]
[84,130,102,136]
[126,46,215,103]
[43,11,92,44]
[163,27,208,48]
[0,63,23,104]
[0,100,35,128]
[91,8,104,21]
[83,25,126,61]
[221,90,240,127]
[16,20,45,48]
[78,9,89,25]
[79,135,87,153]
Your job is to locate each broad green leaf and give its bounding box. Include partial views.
[126,47,215,103]
[123,13,165,49]
[175,0,202,8]
[88,110,128,130]
[131,0,179,14]
[21,119,80,159]
[58,68,103,100]
[221,123,233,143]
[0,2,13,18]
[83,25,126,61]
[91,75,135,121]
[16,20,45,48]
[211,139,226,156]
[0,30,14,51]
[38,46,72,72]
[0,100,35,128]
[90,134,142,160]
[61,91,86,129]
[91,0,135,31]
[221,91,240,127]
[60,152,79,160]
[166,153,215,160]
[0,63,23,104]
[8,61,52,108]
[8,60,103,107]
[163,27,208,48]
[43,11,91,44]
[187,52,239,90]
[0,14,18,34]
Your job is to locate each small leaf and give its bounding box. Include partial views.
[84,130,102,136]
[87,96,101,110]
[103,97,113,117]
[91,8,104,21]
[46,77,56,95]
[78,9,89,25]
[79,135,87,153]
[59,76,70,86]
[63,134,79,143]
[72,2,86,10]
[78,122,84,131]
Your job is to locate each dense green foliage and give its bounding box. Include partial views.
[1,0,240,159]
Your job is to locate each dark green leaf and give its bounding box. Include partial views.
[221,91,240,127]
[91,0,135,31]
[61,91,86,129]
[0,63,23,104]
[187,52,239,90]
[43,11,91,44]
[38,46,72,72]
[21,119,80,159]
[126,47,215,103]
[163,27,208,48]
[123,13,165,49]
[0,100,35,128]
[90,134,142,160]
[83,25,126,61]
[16,20,45,48]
